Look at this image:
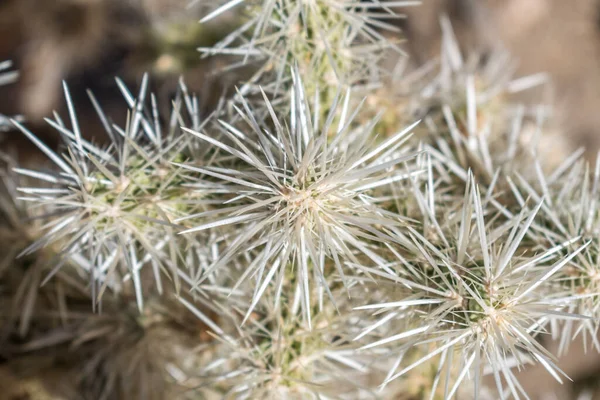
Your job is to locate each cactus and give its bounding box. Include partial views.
[0,1,597,399]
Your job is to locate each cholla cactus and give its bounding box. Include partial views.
[199,0,418,123]
[401,20,560,201]
[179,68,420,327]
[354,173,588,398]
[203,283,384,399]
[11,76,221,311]
[509,151,600,354]
[199,0,412,86]
[1,2,599,400]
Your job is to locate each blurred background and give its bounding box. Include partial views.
[1,0,600,398]
[0,0,238,160]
